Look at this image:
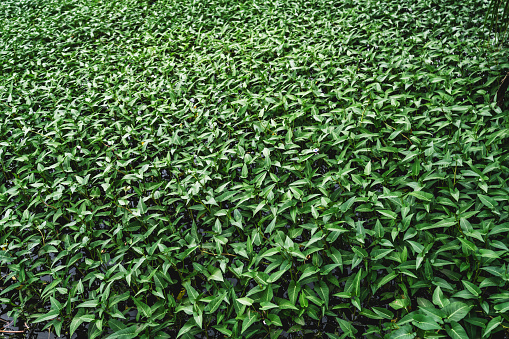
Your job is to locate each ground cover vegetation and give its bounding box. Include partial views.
[0,0,508,337]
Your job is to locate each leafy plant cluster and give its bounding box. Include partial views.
[0,0,508,337]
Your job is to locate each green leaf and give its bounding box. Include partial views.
[364,161,372,176]
[80,314,95,323]
[450,105,472,113]
[216,190,237,202]
[207,291,227,313]
[451,188,460,201]
[412,314,442,330]
[33,309,60,323]
[372,307,394,320]
[241,164,248,178]
[482,266,504,277]
[265,217,277,234]
[182,281,199,302]
[315,281,330,309]
[276,298,298,310]
[494,301,509,312]
[194,308,203,330]
[412,159,421,176]
[335,318,358,338]
[420,306,446,320]
[260,247,280,258]
[241,310,258,334]
[352,269,362,297]
[443,302,471,322]
[268,269,287,283]
[137,197,147,214]
[69,315,84,338]
[298,266,319,282]
[253,201,265,216]
[464,316,487,329]
[408,191,433,202]
[288,280,300,305]
[371,248,394,260]
[489,223,509,235]
[387,324,415,339]
[132,297,152,318]
[77,300,100,308]
[478,194,498,209]
[268,314,283,326]
[461,280,481,297]
[446,321,468,339]
[208,268,224,282]
[104,325,139,339]
[305,230,325,248]
[377,271,397,290]
[390,298,410,310]
[213,325,232,337]
[433,286,450,308]
[176,320,196,339]
[483,316,502,337]
[40,278,62,300]
[340,196,356,213]
[328,247,343,265]
[417,218,456,231]
[377,210,397,219]
[236,297,254,306]
[260,301,278,310]
[311,205,319,219]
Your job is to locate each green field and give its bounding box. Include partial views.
[1,0,509,337]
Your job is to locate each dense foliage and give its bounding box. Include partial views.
[485,0,509,44]
[1,0,508,337]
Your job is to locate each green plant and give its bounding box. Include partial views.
[485,0,509,44]
[0,0,508,338]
